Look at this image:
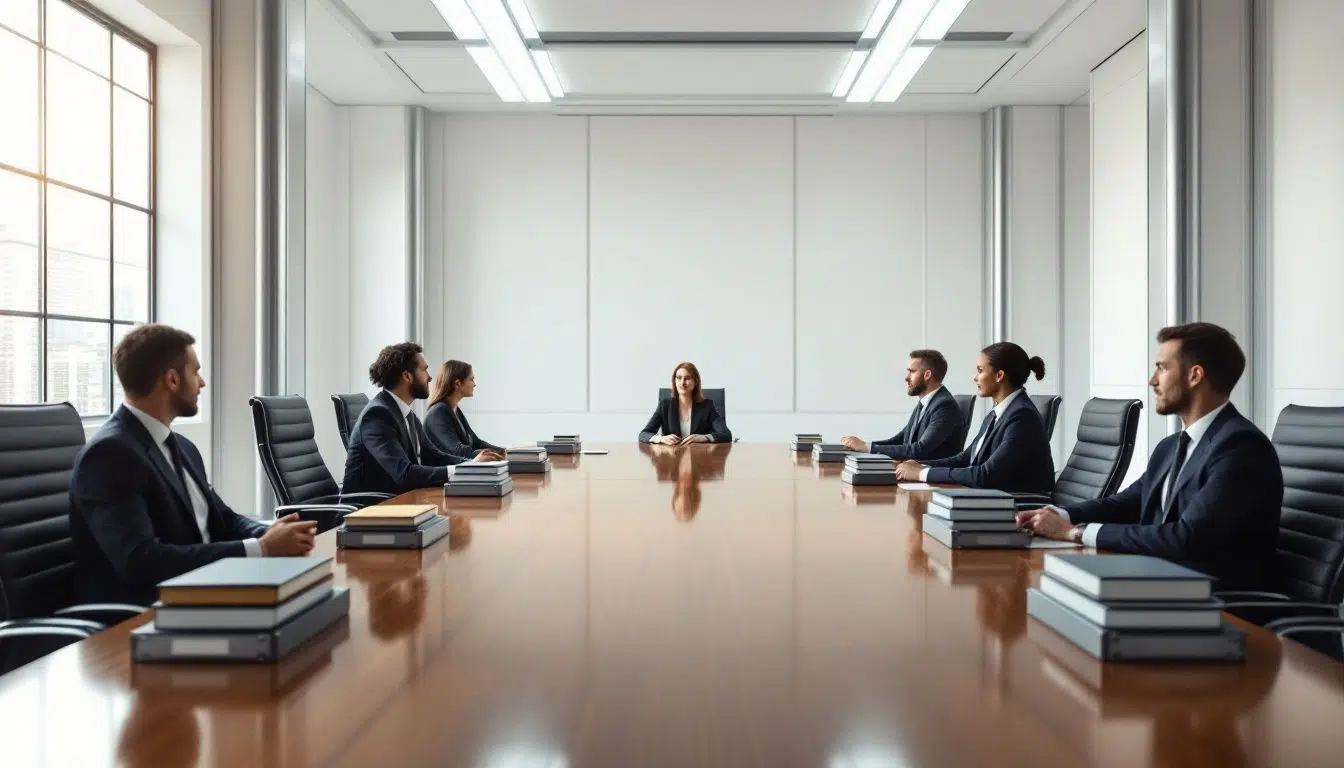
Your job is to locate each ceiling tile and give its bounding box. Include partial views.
[528,0,877,33]
[551,47,853,96]
[388,49,494,93]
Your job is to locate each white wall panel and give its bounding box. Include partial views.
[441,115,589,413]
[1061,105,1090,460]
[588,117,795,414]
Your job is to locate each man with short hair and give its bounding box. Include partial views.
[841,349,965,461]
[1018,322,1284,590]
[70,324,317,605]
[342,342,488,495]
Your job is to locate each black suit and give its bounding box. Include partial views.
[342,390,467,495]
[1062,403,1283,590]
[924,390,1055,495]
[639,397,732,443]
[424,402,502,459]
[870,387,965,461]
[68,406,269,605]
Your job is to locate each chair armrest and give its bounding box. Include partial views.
[274,503,357,515]
[1212,590,1293,602]
[54,603,148,627]
[1265,616,1344,661]
[0,617,105,633]
[1217,596,1339,628]
[337,492,393,502]
[0,624,94,641]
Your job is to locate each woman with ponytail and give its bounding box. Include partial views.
[894,342,1055,495]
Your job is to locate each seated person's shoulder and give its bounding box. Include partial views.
[73,429,148,487]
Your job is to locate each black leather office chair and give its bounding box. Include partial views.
[1216,405,1344,660]
[331,392,369,449]
[952,394,975,447]
[658,387,726,419]
[0,404,146,673]
[249,396,389,530]
[1030,394,1063,441]
[1050,398,1142,506]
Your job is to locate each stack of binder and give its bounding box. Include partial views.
[444,459,513,497]
[922,488,1030,548]
[1027,553,1245,661]
[791,433,822,452]
[810,443,851,463]
[840,453,898,485]
[132,557,349,662]
[506,445,551,474]
[336,504,449,549]
[538,434,581,454]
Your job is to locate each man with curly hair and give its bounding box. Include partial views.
[342,342,490,495]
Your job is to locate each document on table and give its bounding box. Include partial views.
[897,482,934,491]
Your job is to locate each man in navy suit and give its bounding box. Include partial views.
[69,325,316,605]
[342,342,489,496]
[840,349,964,461]
[1019,322,1284,590]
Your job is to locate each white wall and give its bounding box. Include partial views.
[1061,105,1090,462]
[1090,34,1150,484]
[433,115,986,445]
[305,87,352,471]
[1267,0,1344,415]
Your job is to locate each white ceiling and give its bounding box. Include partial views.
[307,0,1147,113]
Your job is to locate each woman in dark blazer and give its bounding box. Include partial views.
[894,342,1055,496]
[424,360,505,461]
[639,362,732,444]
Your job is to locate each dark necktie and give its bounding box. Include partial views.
[406,412,422,462]
[1163,431,1192,522]
[971,412,998,463]
[906,402,925,445]
[165,434,189,488]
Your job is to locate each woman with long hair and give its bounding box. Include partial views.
[424,360,505,461]
[638,362,732,444]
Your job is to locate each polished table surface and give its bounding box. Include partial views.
[2,444,1343,767]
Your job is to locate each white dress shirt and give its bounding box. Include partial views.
[1059,401,1230,546]
[680,413,692,438]
[919,388,1022,482]
[384,389,419,460]
[123,402,261,557]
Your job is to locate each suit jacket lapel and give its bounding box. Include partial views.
[692,400,708,434]
[1167,405,1236,503]
[378,391,416,455]
[1141,440,1171,524]
[117,409,194,522]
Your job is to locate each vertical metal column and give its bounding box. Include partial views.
[986,106,1011,343]
[407,106,427,346]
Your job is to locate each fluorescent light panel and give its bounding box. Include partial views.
[467,45,524,102]
[831,50,869,98]
[531,50,564,98]
[875,45,934,102]
[847,0,937,102]
[467,0,549,102]
[504,0,541,40]
[860,0,898,40]
[917,0,973,40]
[430,0,483,41]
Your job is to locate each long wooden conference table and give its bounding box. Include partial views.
[2,443,1342,767]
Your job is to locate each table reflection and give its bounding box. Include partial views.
[640,443,732,521]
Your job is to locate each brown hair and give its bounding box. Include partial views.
[368,342,423,390]
[114,324,195,398]
[1157,322,1246,395]
[982,342,1046,389]
[671,361,704,403]
[909,349,948,381]
[427,360,473,409]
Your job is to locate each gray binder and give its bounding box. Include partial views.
[1026,588,1246,662]
[922,514,1031,549]
[131,587,350,663]
[337,515,450,549]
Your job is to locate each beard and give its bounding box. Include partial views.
[908,379,927,397]
[1154,384,1190,416]
[411,378,431,400]
[172,393,199,418]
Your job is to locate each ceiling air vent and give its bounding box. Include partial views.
[941,31,1014,42]
[390,31,459,41]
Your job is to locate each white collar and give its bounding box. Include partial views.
[992,388,1024,418]
[918,385,944,409]
[123,401,173,447]
[382,389,414,420]
[1182,401,1230,450]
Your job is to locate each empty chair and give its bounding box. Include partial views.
[1030,394,1063,441]
[250,396,390,528]
[0,404,145,674]
[659,387,726,421]
[1216,406,1344,656]
[1050,398,1142,506]
[332,392,369,448]
[952,394,976,447]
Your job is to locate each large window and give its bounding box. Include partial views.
[0,0,153,417]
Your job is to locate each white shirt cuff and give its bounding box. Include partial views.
[1048,505,1071,523]
[918,467,930,482]
[1081,524,1102,548]
[243,538,263,557]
